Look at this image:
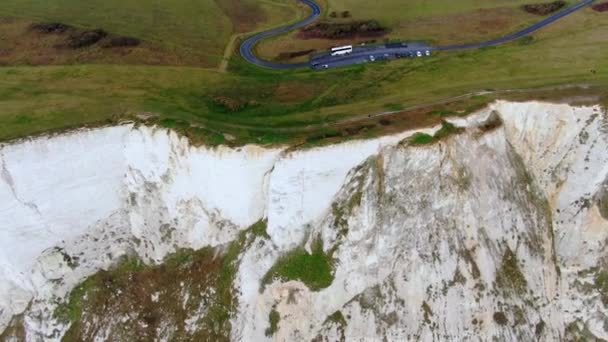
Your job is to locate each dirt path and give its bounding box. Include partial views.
[218,0,307,72]
[219,34,240,72]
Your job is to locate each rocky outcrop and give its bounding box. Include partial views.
[0,101,606,341]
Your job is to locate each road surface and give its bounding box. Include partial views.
[239,0,321,70]
[239,0,595,70]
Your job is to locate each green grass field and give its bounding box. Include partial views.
[0,0,299,67]
[256,0,546,62]
[0,1,606,146]
[327,0,535,20]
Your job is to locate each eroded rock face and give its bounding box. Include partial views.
[0,101,606,341]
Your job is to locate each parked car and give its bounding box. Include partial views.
[369,55,375,62]
[425,50,431,56]
[416,51,422,57]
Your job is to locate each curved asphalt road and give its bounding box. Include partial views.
[438,0,595,51]
[240,0,595,69]
[239,0,321,69]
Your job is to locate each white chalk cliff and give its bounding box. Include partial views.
[0,101,606,341]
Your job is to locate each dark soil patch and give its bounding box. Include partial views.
[101,36,141,48]
[477,110,503,132]
[277,49,315,61]
[592,2,608,11]
[378,118,392,126]
[495,247,528,294]
[299,20,387,39]
[493,312,508,325]
[67,29,107,49]
[523,1,566,15]
[31,22,72,34]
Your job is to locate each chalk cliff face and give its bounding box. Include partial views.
[0,101,606,341]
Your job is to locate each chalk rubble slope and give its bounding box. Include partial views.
[0,101,606,341]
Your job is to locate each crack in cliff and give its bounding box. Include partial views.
[0,154,54,236]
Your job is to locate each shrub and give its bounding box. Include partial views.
[523,1,566,15]
[299,20,387,39]
[265,309,280,336]
[493,312,508,325]
[262,241,334,291]
[592,2,608,12]
[31,22,72,34]
[410,132,435,145]
[495,247,528,294]
[67,29,107,48]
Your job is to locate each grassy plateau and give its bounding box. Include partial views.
[0,0,606,147]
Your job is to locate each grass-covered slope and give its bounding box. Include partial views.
[0,0,298,67]
[0,1,606,146]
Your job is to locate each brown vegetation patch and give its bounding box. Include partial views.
[523,1,566,15]
[592,2,608,12]
[30,22,72,34]
[65,29,107,49]
[477,110,504,133]
[0,315,25,341]
[211,95,259,112]
[60,250,231,341]
[277,49,315,61]
[493,312,508,325]
[329,11,351,18]
[299,20,387,40]
[0,18,211,66]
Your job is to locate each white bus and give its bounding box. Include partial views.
[331,45,353,56]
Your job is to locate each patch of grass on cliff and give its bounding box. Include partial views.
[409,121,463,145]
[262,239,334,291]
[249,219,270,239]
[54,257,144,323]
[495,247,528,295]
[325,310,347,326]
[595,270,608,306]
[53,220,266,341]
[410,132,435,145]
[265,307,280,336]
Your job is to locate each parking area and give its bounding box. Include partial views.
[309,42,433,70]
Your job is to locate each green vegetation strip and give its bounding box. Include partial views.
[409,121,463,145]
[0,0,607,146]
[262,239,334,291]
[265,308,281,336]
[495,247,528,295]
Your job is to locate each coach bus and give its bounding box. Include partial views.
[330,45,353,56]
